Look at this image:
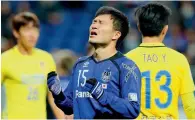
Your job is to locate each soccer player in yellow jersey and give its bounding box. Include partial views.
[126,3,195,119]
[1,12,63,119]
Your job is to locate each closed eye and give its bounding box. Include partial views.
[93,19,97,23]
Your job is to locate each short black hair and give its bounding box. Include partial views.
[95,6,129,47]
[12,12,40,32]
[135,3,172,37]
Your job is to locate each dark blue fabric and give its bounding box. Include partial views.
[55,52,142,119]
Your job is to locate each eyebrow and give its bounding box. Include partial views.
[93,19,105,23]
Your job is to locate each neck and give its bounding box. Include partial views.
[17,43,33,55]
[142,36,162,43]
[93,43,117,61]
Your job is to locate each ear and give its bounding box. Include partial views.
[13,30,19,39]
[112,31,121,40]
[161,25,168,36]
[137,23,141,32]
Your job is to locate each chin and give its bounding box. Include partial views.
[89,38,101,43]
[89,39,96,43]
[27,44,36,49]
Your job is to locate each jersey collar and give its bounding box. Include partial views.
[139,43,166,48]
[91,51,124,63]
[14,45,36,56]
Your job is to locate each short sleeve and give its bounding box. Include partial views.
[48,54,57,73]
[180,55,195,95]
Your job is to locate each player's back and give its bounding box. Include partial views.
[125,43,194,119]
[1,46,56,119]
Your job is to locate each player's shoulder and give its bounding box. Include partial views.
[125,47,140,57]
[112,52,139,71]
[34,48,50,55]
[113,52,136,65]
[72,56,91,69]
[112,52,141,80]
[1,47,15,60]
[165,47,187,60]
[76,56,91,64]
[34,48,53,58]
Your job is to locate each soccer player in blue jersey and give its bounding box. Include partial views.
[47,6,142,119]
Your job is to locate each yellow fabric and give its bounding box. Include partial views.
[181,92,195,119]
[1,45,56,119]
[125,43,195,119]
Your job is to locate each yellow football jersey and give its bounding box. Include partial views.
[125,43,195,119]
[1,45,56,119]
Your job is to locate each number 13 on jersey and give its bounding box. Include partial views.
[142,70,172,109]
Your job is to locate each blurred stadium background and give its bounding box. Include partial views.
[1,1,195,119]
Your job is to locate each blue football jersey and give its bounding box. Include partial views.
[55,52,141,119]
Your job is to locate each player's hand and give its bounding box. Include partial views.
[47,71,62,96]
[84,78,104,100]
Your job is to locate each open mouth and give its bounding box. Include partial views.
[90,31,97,36]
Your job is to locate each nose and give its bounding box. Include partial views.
[91,23,98,30]
[92,24,98,29]
[30,34,35,39]
[28,32,37,39]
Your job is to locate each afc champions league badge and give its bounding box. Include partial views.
[101,67,111,82]
[40,61,45,70]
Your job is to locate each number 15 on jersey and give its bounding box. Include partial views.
[77,70,89,87]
